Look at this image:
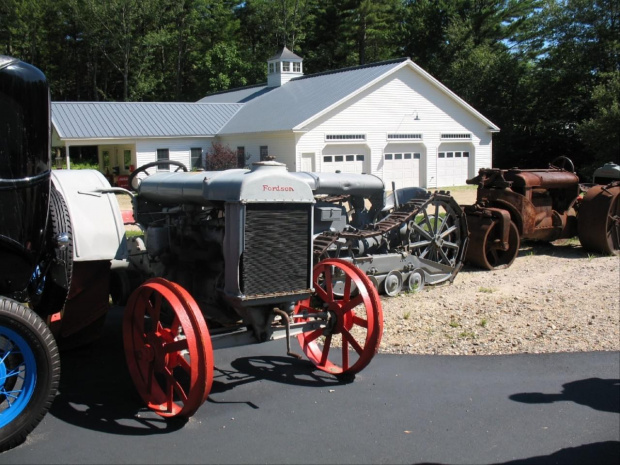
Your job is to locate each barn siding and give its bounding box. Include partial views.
[217,133,297,170]
[135,137,214,172]
[297,67,493,188]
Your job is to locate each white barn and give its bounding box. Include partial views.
[52,48,499,188]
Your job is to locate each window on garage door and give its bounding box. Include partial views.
[323,154,365,173]
[383,152,421,189]
[437,151,470,186]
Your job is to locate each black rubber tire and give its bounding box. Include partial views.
[30,186,73,318]
[0,298,60,452]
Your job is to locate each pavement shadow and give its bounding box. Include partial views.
[48,310,187,436]
[207,354,354,407]
[509,377,620,413]
[491,440,620,464]
[415,440,620,465]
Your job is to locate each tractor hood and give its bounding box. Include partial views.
[138,161,315,205]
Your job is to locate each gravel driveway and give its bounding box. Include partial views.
[379,186,620,356]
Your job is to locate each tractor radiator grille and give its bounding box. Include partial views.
[241,203,311,297]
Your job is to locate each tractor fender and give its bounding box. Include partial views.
[51,170,127,262]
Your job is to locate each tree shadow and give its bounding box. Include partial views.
[415,441,620,465]
[509,377,620,413]
[490,441,620,464]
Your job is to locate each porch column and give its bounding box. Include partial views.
[65,142,71,169]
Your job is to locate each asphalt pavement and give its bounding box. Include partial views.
[2,306,618,464]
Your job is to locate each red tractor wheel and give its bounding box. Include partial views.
[578,182,620,255]
[123,278,213,418]
[294,259,383,377]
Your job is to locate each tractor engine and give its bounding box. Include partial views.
[123,162,315,339]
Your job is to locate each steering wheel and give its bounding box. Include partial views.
[550,156,575,173]
[128,160,188,191]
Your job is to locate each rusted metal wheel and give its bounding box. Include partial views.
[578,182,620,255]
[123,278,213,418]
[465,216,520,270]
[294,259,383,377]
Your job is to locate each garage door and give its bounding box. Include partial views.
[437,150,470,186]
[322,154,365,173]
[383,152,421,189]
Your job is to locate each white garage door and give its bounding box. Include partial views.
[322,154,365,173]
[383,152,421,189]
[437,150,470,186]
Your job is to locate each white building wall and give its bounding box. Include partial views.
[216,132,297,170]
[296,66,494,188]
[135,137,214,171]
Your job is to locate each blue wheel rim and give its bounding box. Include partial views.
[0,326,38,427]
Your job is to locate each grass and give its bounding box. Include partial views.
[449,319,460,328]
[479,318,488,328]
[478,286,496,293]
[459,331,476,339]
[438,184,477,192]
[125,230,143,238]
[54,161,99,170]
[403,311,411,320]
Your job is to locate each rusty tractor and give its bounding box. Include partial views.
[463,156,620,270]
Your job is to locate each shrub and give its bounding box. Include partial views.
[205,142,247,171]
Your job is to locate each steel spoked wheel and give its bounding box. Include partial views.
[0,298,59,452]
[578,183,620,255]
[408,194,467,281]
[466,217,520,270]
[123,278,213,418]
[294,259,383,377]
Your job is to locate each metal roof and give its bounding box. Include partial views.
[197,84,274,104]
[268,46,302,61]
[216,59,409,134]
[52,102,243,139]
[53,57,499,140]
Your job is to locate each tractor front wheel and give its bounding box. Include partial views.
[294,259,383,377]
[123,278,213,418]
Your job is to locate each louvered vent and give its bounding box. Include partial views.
[241,204,311,297]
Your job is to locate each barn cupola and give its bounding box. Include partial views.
[267,46,303,87]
